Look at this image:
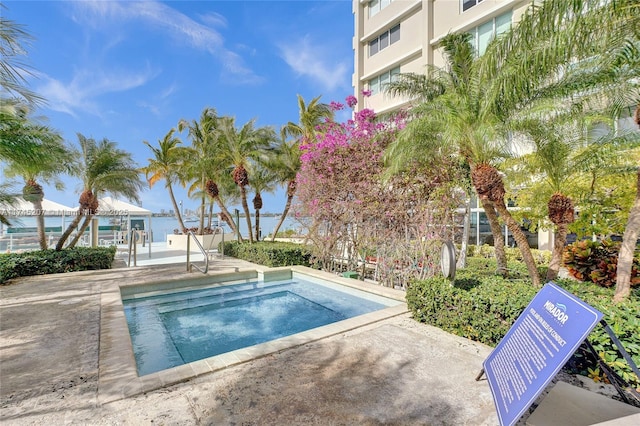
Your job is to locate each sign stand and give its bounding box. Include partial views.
[582,328,640,405]
[475,282,640,426]
[476,320,640,404]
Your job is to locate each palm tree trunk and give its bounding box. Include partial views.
[215,196,240,238]
[271,194,293,242]
[547,223,568,281]
[32,199,47,250]
[614,169,640,302]
[493,199,541,287]
[457,197,471,269]
[167,184,186,232]
[55,211,84,250]
[208,201,214,229]
[255,208,261,241]
[478,197,508,276]
[240,185,254,242]
[198,191,206,235]
[68,215,93,248]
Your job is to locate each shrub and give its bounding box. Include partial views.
[563,239,640,287]
[406,257,640,388]
[0,246,117,284]
[219,241,312,267]
[466,244,552,265]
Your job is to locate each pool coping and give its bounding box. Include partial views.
[97,265,408,404]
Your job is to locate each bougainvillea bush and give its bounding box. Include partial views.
[294,95,467,288]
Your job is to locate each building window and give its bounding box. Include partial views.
[369,0,393,18]
[462,0,485,12]
[368,24,401,57]
[367,66,401,95]
[468,11,512,56]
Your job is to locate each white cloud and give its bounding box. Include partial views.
[278,36,350,92]
[72,0,261,84]
[36,67,157,118]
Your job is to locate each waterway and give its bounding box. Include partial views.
[1,213,300,250]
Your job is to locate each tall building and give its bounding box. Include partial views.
[352,0,639,250]
[353,0,635,250]
[352,0,539,247]
[352,0,532,115]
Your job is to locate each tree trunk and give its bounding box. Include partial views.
[255,208,261,241]
[478,197,508,276]
[207,201,213,229]
[32,198,47,250]
[614,169,640,302]
[493,199,541,287]
[271,194,294,242]
[215,196,240,239]
[457,197,471,269]
[167,183,186,232]
[240,185,254,243]
[68,215,93,248]
[547,223,568,281]
[55,210,84,250]
[198,188,206,235]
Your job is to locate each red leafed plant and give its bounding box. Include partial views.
[563,239,640,287]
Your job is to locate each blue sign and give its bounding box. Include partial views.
[483,282,603,426]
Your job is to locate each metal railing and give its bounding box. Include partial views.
[186,230,209,274]
[127,229,137,267]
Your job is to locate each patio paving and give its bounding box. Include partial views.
[0,260,500,425]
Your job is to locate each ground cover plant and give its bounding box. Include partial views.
[406,257,640,389]
[0,246,117,284]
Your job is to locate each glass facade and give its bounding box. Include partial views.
[468,11,513,56]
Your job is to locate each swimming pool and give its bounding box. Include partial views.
[122,272,402,375]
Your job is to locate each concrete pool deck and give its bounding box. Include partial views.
[0,260,502,424]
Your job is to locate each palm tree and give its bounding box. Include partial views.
[616,105,640,302]
[178,108,224,235]
[204,175,240,238]
[142,129,188,232]
[3,113,71,249]
[384,0,640,286]
[249,164,277,240]
[282,94,333,142]
[0,100,66,228]
[511,112,639,280]
[384,33,514,279]
[0,10,44,105]
[218,117,276,243]
[0,13,46,224]
[274,95,333,241]
[489,0,639,290]
[55,134,143,250]
[267,135,303,241]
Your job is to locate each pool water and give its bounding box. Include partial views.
[123,279,395,375]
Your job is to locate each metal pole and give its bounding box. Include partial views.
[186,233,191,271]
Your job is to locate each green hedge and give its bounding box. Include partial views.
[406,257,640,387]
[0,246,117,284]
[467,244,552,265]
[219,241,312,267]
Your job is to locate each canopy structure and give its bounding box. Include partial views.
[0,198,76,216]
[98,197,153,256]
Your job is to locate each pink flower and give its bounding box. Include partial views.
[330,101,345,111]
[361,89,372,97]
[345,95,358,108]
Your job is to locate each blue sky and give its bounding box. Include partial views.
[4,0,354,214]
